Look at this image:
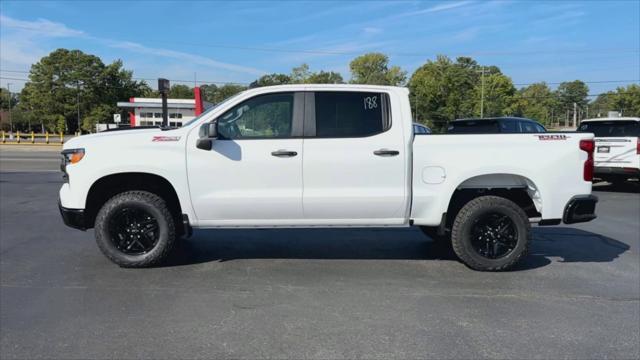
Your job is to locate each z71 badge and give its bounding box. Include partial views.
[152,136,181,142]
[536,134,569,140]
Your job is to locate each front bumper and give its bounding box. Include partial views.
[563,195,598,224]
[58,200,86,230]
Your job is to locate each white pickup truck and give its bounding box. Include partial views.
[59,84,598,271]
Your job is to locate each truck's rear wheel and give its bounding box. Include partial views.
[95,191,176,268]
[450,196,530,271]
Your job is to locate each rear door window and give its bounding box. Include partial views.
[313,92,389,137]
[578,121,640,137]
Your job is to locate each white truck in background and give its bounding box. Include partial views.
[578,117,640,184]
[59,84,598,271]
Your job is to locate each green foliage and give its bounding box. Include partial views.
[349,53,406,86]
[250,74,291,88]
[290,63,344,84]
[0,88,18,110]
[507,82,558,125]
[202,84,247,103]
[82,104,113,132]
[291,64,312,83]
[408,56,478,131]
[471,71,516,117]
[556,80,589,110]
[611,84,640,117]
[168,84,193,99]
[307,71,344,84]
[19,49,150,133]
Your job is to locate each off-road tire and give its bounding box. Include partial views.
[451,195,530,271]
[95,191,176,268]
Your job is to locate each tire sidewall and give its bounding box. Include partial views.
[454,199,529,270]
[95,193,172,266]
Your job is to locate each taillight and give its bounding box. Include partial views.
[580,139,594,182]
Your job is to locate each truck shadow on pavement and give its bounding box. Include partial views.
[165,227,630,271]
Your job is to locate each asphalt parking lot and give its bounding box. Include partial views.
[1,147,639,359]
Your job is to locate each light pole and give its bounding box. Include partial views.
[474,67,487,118]
[6,83,13,133]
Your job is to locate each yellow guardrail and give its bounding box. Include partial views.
[1,131,69,146]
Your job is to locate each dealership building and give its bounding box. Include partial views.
[116,88,210,127]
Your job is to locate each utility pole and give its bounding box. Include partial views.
[6,83,13,133]
[585,105,589,120]
[480,66,485,118]
[573,102,577,128]
[76,81,81,134]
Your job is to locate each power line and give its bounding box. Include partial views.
[2,76,636,100]
[2,70,638,88]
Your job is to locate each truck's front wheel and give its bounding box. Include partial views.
[95,191,176,268]
[451,196,530,271]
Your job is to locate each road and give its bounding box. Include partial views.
[1,148,639,359]
[0,145,61,172]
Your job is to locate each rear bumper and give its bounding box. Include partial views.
[563,195,598,224]
[58,200,86,230]
[595,166,640,176]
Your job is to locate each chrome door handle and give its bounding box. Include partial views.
[374,149,399,157]
[271,150,298,157]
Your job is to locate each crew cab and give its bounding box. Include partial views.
[59,84,597,271]
[577,117,640,184]
[447,117,546,134]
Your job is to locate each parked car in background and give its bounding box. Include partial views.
[578,117,640,184]
[447,117,546,134]
[413,123,432,134]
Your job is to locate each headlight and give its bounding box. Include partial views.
[61,148,85,165]
[61,148,85,181]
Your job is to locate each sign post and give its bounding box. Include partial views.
[158,78,170,128]
[113,114,121,123]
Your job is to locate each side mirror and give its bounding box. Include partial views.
[196,122,217,151]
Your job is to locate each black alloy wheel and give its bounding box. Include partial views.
[469,212,517,259]
[108,206,160,255]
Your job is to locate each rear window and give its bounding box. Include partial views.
[315,92,389,137]
[577,121,640,137]
[447,120,500,134]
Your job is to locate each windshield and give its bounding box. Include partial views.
[577,121,639,137]
[447,120,500,134]
[181,91,245,127]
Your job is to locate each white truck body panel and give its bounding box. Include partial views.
[60,84,594,230]
[411,134,592,225]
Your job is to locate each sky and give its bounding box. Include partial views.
[1,0,639,95]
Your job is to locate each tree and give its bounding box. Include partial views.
[408,56,479,131]
[0,88,18,110]
[168,84,193,99]
[470,72,516,117]
[291,64,312,83]
[611,84,640,117]
[249,73,291,88]
[199,83,247,104]
[349,53,406,86]
[556,80,589,113]
[307,71,344,84]
[19,49,150,133]
[507,82,558,125]
[82,104,113,132]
